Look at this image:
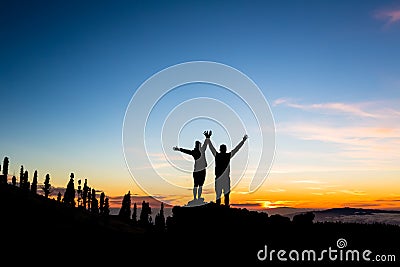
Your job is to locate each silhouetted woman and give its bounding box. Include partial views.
[173,136,209,200]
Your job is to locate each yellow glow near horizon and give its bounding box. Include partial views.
[78,165,400,211]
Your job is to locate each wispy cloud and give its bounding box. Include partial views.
[231,203,263,207]
[278,121,400,168]
[375,194,400,203]
[310,191,337,195]
[231,200,296,209]
[290,180,325,184]
[312,192,323,196]
[374,8,400,27]
[266,188,287,193]
[339,190,367,196]
[274,99,400,170]
[305,187,322,190]
[279,123,400,144]
[273,98,379,118]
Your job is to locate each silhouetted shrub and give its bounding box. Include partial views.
[154,202,166,232]
[1,156,9,184]
[42,174,51,198]
[132,202,137,224]
[292,211,315,225]
[31,170,38,194]
[91,188,99,215]
[139,200,152,228]
[63,173,76,207]
[118,191,131,221]
[268,214,291,225]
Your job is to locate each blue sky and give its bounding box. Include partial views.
[1,0,399,208]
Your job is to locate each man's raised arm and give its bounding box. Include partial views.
[201,137,209,152]
[208,139,217,157]
[231,134,248,158]
[203,130,217,156]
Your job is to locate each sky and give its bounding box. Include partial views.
[1,0,399,210]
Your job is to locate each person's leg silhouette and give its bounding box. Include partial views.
[193,186,197,200]
[224,192,230,206]
[193,169,206,200]
[215,178,222,205]
[222,176,231,206]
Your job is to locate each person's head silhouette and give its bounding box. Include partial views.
[219,144,227,153]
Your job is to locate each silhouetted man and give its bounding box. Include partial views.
[173,136,209,201]
[204,130,248,206]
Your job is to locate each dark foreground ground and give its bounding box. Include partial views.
[1,184,399,266]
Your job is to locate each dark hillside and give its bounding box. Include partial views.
[1,183,399,265]
[166,204,400,265]
[0,184,146,261]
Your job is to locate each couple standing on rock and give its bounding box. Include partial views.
[173,130,248,206]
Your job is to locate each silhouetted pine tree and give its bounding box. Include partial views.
[63,173,76,207]
[166,215,174,232]
[11,175,16,186]
[91,188,99,215]
[23,170,29,191]
[43,174,51,198]
[118,191,131,221]
[57,192,62,202]
[1,156,9,184]
[139,200,152,227]
[19,165,24,188]
[132,202,137,225]
[99,192,105,215]
[87,187,92,211]
[154,202,166,232]
[103,197,110,217]
[31,170,38,194]
[77,179,82,207]
[82,179,89,209]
